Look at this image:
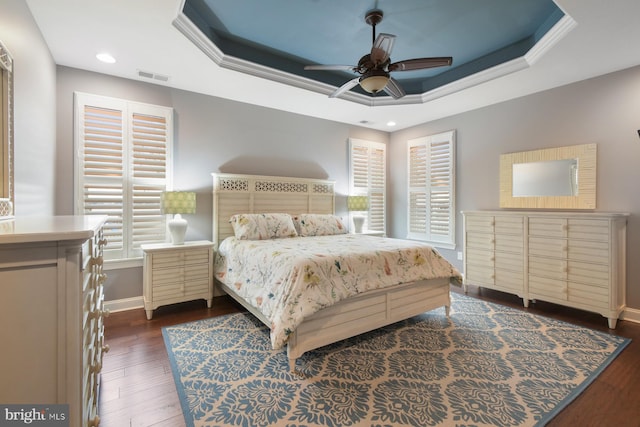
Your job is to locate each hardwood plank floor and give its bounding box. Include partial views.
[99,287,640,427]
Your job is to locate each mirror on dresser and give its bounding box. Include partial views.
[499,143,596,209]
[0,39,14,217]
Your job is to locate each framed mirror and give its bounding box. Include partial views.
[0,39,14,216]
[500,143,596,209]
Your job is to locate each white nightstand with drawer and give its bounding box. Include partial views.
[141,240,214,319]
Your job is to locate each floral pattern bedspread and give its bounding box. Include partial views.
[214,234,462,349]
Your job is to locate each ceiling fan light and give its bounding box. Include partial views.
[360,75,389,93]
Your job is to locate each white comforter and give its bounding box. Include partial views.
[214,234,462,349]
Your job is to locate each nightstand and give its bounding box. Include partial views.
[141,240,214,319]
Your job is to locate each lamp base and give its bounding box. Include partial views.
[352,215,365,234]
[168,214,188,245]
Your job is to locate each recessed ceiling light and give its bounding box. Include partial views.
[387,121,397,127]
[96,52,116,64]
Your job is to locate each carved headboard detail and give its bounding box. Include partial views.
[211,173,336,247]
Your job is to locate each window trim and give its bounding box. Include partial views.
[74,92,174,265]
[348,138,386,234]
[406,130,456,250]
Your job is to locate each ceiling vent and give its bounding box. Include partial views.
[137,70,170,82]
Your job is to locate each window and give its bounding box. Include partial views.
[74,92,173,262]
[407,130,456,249]
[349,138,386,233]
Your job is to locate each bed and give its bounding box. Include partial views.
[212,173,462,372]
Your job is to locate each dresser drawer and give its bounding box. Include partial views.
[568,239,609,264]
[466,232,494,250]
[495,250,523,271]
[529,217,567,238]
[495,233,523,253]
[568,260,609,288]
[465,265,494,285]
[568,282,609,308]
[466,248,494,266]
[568,219,609,241]
[465,215,495,233]
[528,275,567,299]
[495,268,523,291]
[529,256,567,278]
[494,215,523,234]
[529,237,567,259]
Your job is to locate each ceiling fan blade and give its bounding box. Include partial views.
[304,64,356,71]
[383,77,406,99]
[389,57,453,72]
[330,77,361,98]
[371,33,396,65]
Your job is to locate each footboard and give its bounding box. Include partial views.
[286,278,451,372]
[215,278,451,373]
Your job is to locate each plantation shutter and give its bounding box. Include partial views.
[349,139,386,233]
[75,93,173,261]
[407,131,456,249]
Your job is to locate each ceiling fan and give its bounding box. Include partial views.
[304,8,453,99]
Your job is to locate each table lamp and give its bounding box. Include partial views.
[161,191,196,245]
[347,195,369,233]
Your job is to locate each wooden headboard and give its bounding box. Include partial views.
[211,173,336,248]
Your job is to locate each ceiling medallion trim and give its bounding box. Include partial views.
[173,9,576,107]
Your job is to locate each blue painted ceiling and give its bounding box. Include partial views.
[183,0,563,97]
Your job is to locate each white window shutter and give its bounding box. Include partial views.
[75,93,173,261]
[407,131,455,249]
[349,139,386,233]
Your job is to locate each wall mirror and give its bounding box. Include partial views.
[0,40,14,210]
[500,143,596,209]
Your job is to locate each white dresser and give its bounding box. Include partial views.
[463,211,627,328]
[0,216,108,427]
[141,240,214,319]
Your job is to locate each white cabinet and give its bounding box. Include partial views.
[463,211,627,328]
[0,216,107,427]
[142,241,214,319]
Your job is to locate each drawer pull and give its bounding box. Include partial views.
[88,415,100,427]
[102,344,110,354]
[99,238,108,247]
[91,361,102,374]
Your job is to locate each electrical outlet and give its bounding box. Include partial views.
[457,251,463,260]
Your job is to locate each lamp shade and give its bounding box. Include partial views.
[161,191,196,215]
[347,195,369,211]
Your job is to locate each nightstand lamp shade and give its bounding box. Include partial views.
[347,195,369,233]
[161,191,196,245]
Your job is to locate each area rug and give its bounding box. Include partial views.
[162,293,630,427]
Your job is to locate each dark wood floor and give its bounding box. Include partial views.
[99,286,640,427]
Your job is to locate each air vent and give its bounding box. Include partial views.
[137,70,170,82]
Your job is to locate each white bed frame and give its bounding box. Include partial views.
[212,173,451,372]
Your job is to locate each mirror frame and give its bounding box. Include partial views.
[0,40,14,205]
[499,143,596,209]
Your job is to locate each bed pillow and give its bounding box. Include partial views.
[230,213,298,240]
[294,214,348,236]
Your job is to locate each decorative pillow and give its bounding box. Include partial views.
[294,214,348,237]
[230,213,298,240]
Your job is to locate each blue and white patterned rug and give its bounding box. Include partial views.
[162,293,630,427]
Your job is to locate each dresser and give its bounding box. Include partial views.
[463,211,627,328]
[0,215,108,426]
[141,240,214,319]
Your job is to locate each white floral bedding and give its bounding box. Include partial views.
[214,234,462,349]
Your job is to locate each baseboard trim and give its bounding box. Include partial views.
[622,307,640,324]
[103,294,640,325]
[105,296,144,313]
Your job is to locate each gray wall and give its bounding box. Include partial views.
[0,0,57,216]
[56,67,389,300]
[390,65,640,310]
